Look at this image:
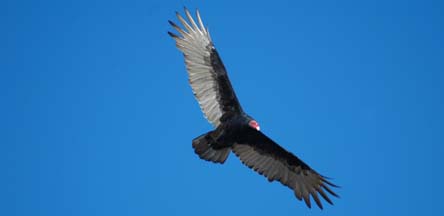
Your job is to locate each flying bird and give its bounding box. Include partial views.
[168,8,339,209]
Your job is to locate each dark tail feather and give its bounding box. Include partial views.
[192,132,231,164]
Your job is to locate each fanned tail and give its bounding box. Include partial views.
[192,131,231,164]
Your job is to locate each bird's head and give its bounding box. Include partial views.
[248,119,260,131]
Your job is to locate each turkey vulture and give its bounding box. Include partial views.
[168,8,339,209]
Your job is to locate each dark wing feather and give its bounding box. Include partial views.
[168,8,243,127]
[232,128,339,209]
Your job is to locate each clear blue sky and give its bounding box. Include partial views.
[2,0,443,215]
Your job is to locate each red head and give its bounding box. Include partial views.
[248,120,260,131]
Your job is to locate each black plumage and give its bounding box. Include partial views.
[168,8,339,209]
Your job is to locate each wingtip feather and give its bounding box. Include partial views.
[167,31,179,38]
[316,186,333,205]
[303,195,311,209]
[322,183,340,198]
[311,191,323,209]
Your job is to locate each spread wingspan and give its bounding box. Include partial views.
[168,8,339,209]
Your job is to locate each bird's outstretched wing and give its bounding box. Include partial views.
[232,128,339,209]
[168,8,243,127]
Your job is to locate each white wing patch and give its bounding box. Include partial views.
[169,9,223,127]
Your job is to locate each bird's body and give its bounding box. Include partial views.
[168,8,339,209]
[199,114,252,147]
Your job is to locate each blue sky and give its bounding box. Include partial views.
[2,0,443,215]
